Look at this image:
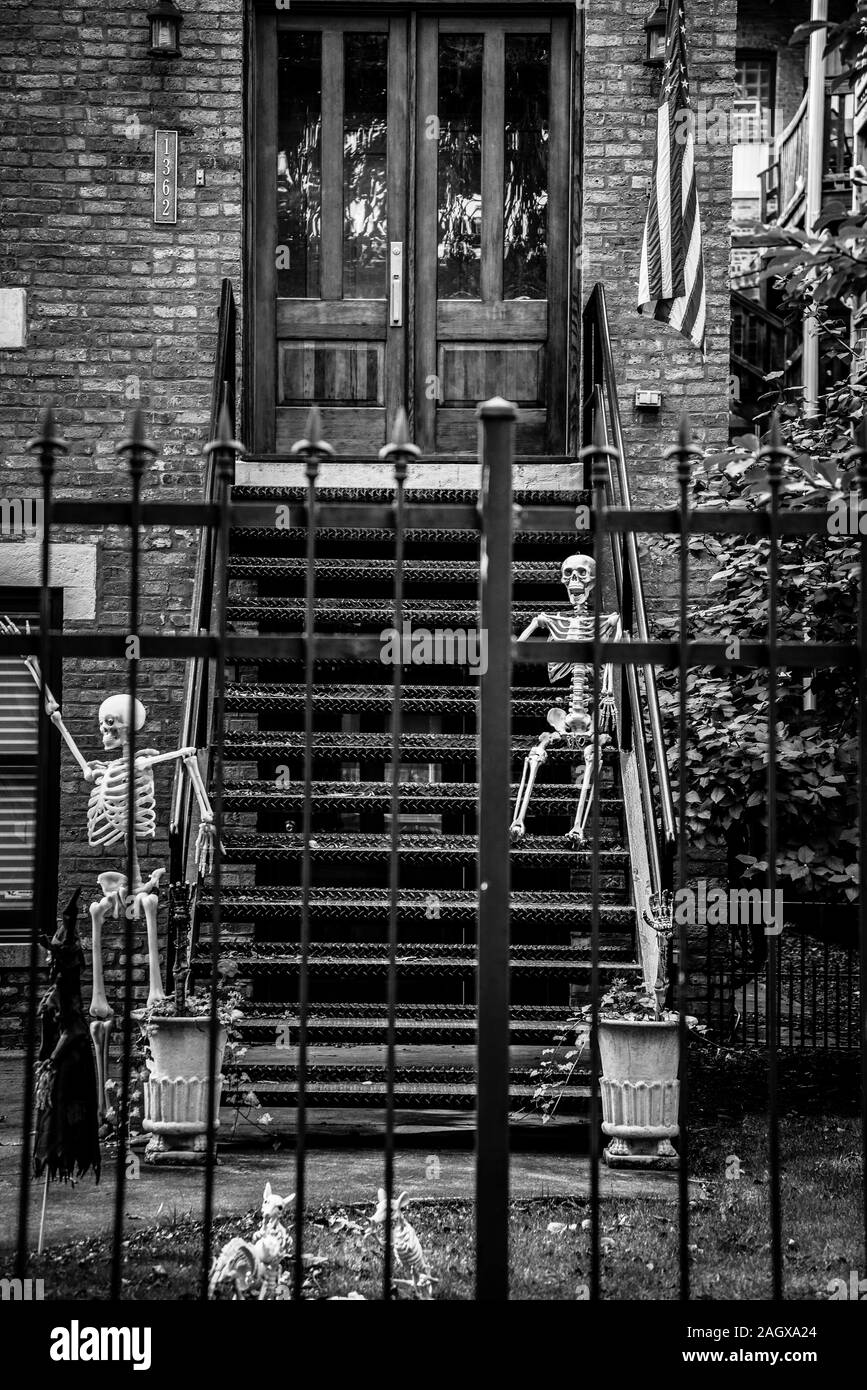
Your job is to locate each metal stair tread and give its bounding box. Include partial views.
[225,682,557,710]
[228,557,566,584]
[222,731,619,760]
[221,832,628,864]
[230,527,580,546]
[231,484,586,506]
[198,887,634,914]
[227,598,539,625]
[222,777,621,804]
[238,1001,573,1022]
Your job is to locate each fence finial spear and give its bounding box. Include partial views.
[593,403,608,452]
[307,404,322,448]
[579,405,618,488]
[664,409,703,481]
[380,408,421,464]
[204,400,246,482]
[26,403,68,472]
[758,410,792,481]
[291,404,335,460]
[677,410,693,451]
[392,407,409,449]
[116,407,156,475]
[846,411,867,491]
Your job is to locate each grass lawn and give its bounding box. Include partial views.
[27,1108,865,1300]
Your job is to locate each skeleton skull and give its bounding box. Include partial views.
[561,554,595,610]
[98,695,146,751]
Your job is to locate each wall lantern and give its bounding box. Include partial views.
[644,2,668,67]
[148,0,183,57]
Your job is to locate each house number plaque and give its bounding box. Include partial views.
[154,130,178,225]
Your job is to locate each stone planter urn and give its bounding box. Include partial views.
[142,1016,227,1166]
[598,1019,680,1170]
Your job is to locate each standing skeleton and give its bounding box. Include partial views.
[510,555,621,842]
[1,617,216,1122]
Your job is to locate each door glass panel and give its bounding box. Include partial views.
[503,35,549,300]
[277,32,322,298]
[344,34,389,298]
[437,36,483,299]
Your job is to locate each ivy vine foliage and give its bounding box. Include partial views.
[644,7,867,911]
[651,430,859,907]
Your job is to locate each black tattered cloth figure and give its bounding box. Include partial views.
[33,888,101,1182]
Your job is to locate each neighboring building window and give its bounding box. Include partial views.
[0,590,61,944]
[733,53,775,143]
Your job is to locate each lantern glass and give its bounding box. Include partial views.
[647,29,666,63]
[151,20,174,50]
[644,3,668,66]
[148,3,181,57]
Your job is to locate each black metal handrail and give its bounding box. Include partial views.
[167,279,237,983]
[582,282,677,888]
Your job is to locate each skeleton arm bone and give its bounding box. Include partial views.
[0,618,92,778]
[133,746,217,874]
[516,612,551,642]
[600,613,622,696]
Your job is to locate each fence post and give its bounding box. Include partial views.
[476,397,516,1301]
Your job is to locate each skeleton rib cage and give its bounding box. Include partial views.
[86,752,160,848]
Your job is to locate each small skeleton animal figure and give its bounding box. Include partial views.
[510,555,621,843]
[209,1231,287,1301]
[0,616,218,1123]
[209,1182,295,1300]
[371,1188,436,1299]
[254,1180,294,1254]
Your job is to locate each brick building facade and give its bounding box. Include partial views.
[0,0,743,1040]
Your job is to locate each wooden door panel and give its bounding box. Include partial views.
[435,409,546,455]
[437,344,545,406]
[278,342,386,405]
[276,407,387,454]
[276,299,388,339]
[415,15,570,455]
[437,300,547,340]
[260,14,406,454]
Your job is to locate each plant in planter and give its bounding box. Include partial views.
[136,949,244,1167]
[534,893,703,1170]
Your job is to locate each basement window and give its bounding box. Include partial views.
[0,590,61,945]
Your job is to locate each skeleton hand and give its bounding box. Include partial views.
[598,693,617,733]
[0,615,39,679]
[195,815,217,878]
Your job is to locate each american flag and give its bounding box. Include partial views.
[638,0,707,355]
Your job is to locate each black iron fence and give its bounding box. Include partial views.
[3,285,866,1304]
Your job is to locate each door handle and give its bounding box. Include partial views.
[389,242,403,327]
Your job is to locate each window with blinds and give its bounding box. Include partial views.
[0,592,61,945]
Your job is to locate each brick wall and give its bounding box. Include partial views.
[581,0,737,627]
[0,0,242,1040]
[0,0,739,1041]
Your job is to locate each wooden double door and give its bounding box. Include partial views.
[252,8,571,456]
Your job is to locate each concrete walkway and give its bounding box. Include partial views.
[0,1054,694,1252]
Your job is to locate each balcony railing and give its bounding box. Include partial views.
[760,88,854,227]
[759,91,808,225]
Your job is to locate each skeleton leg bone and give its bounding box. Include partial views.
[90,1017,114,1127]
[566,736,609,843]
[88,889,115,1124]
[137,882,165,1007]
[89,892,113,1022]
[510,731,559,841]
